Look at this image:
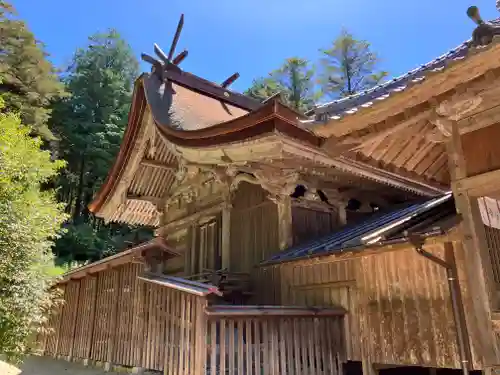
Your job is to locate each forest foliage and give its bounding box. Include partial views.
[245,29,387,112]
[0,93,66,361]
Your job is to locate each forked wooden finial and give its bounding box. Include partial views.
[168,14,185,60]
[221,73,240,88]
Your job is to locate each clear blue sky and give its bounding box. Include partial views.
[13,0,499,93]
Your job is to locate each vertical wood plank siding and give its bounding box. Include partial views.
[190,215,222,274]
[230,182,280,273]
[42,262,346,375]
[41,263,206,372]
[292,206,340,245]
[205,316,345,375]
[255,242,479,369]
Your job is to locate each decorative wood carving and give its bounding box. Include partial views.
[437,96,483,121]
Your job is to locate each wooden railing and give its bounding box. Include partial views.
[39,264,345,375]
[204,308,345,375]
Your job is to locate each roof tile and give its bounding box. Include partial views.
[262,193,455,265]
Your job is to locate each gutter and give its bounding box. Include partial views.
[406,233,471,375]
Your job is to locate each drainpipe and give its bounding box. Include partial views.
[407,234,471,375]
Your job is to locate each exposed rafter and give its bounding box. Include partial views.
[140,159,177,171]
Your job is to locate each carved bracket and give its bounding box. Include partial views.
[437,96,483,121]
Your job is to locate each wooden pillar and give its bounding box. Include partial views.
[193,299,207,375]
[68,280,81,361]
[106,268,121,370]
[338,202,347,225]
[53,285,66,358]
[221,200,232,269]
[362,359,377,375]
[84,275,99,366]
[276,195,293,250]
[445,116,500,365]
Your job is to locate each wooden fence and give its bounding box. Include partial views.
[39,262,345,375]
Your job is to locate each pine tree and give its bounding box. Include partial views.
[245,58,318,113]
[319,28,387,98]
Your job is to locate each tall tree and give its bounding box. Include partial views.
[245,58,318,113]
[245,77,284,102]
[0,1,65,140]
[319,28,387,98]
[50,30,153,264]
[0,93,66,361]
[50,29,139,222]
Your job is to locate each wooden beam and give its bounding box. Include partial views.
[163,68,259,111]
[276,195,293,250]
[453,168,500,197]
[221,73,240,88]
[126,193,162,206]
[446,116,500,364]
[315,49,500,138]
[168,14,184,60]
[172,50,188,65]
[140,159,177,170]
[221,200,232,269]
[325,108,433,153]
[155,201,225,236]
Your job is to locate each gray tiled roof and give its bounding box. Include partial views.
[305,19,500,124]
[263,192,455,265]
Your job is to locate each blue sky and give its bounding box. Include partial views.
[13,0,499,93]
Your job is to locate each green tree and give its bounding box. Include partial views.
[50,30,153,263]
[319,28,387,98]
[0,1,65,140]
[50,29,139,223]
[245,58,318,113]
[0,96,66,361]
[245,77,283,102]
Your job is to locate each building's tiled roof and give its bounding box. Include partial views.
[139,273,222,297]
[305,20,500,124]
[263,192,455,265]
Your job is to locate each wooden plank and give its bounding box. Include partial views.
[228,319,235,374]
[68,280,81,359]
[237,320,244,375]
[254,319,261,375]
[107,268,121,364]
[220,319,227,375]
[209,320,217,375]
[221,201,232,269]
[453,168,500,197]
[166,289,176,375]
[279,319,287,375]
[245,320,253,375]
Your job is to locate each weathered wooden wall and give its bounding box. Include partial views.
[462,125,500,177]
[255,242,481,370]
[40,261,347,375]
[206,315,345,375]
[292,206,340,245]
[188,215,222,275]
[40,263,206,373]
[230,182,280,273]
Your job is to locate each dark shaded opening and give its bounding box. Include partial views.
[290,184,307,198]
